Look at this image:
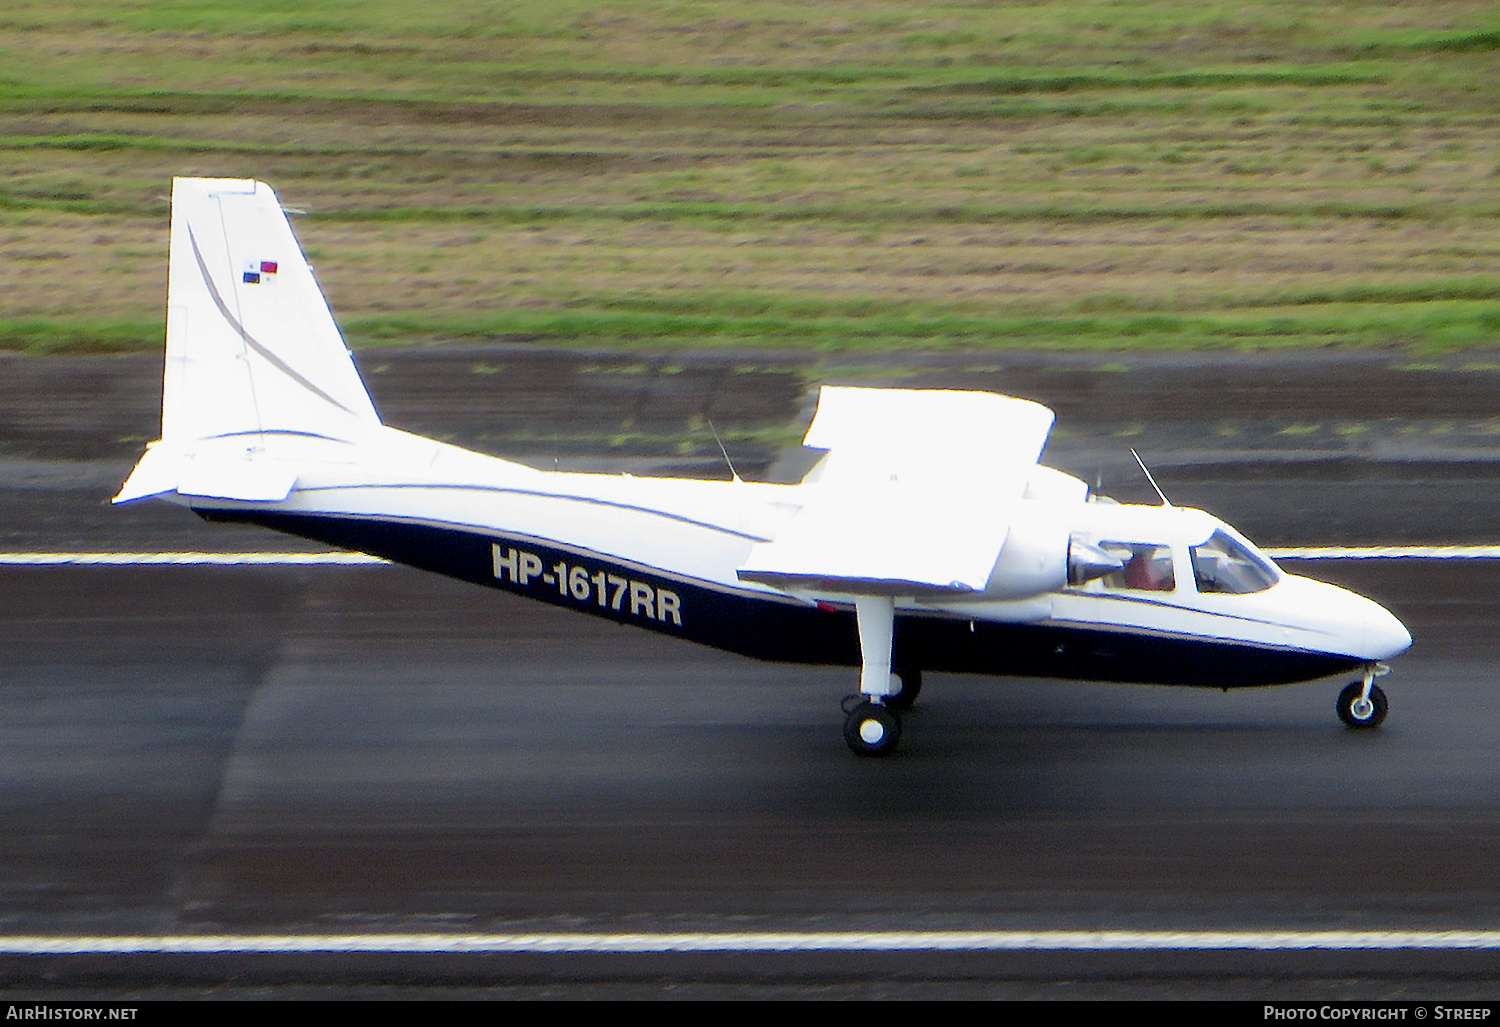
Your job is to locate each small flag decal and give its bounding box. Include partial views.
[242,259,279,285]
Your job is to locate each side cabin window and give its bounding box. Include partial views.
[1096,542,1175,592]
[1190,530,1279,595]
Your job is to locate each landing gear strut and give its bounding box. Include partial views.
[842,595,903,757]
[1337,663,1389,729]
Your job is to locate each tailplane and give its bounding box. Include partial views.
[117,178,382,503]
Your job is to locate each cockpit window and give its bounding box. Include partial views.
[1096,542,1176,592]
[1190,530,1279,595]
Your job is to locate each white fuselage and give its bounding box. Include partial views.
[171,424,1412,683]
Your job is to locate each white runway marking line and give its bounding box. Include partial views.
[0,552,389,565]
[4,931,1500,954]
[1267,546,1500,560]
[4,547,1500,565]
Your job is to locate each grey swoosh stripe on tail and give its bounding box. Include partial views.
[187,225,359,417]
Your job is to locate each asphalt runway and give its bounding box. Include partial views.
[1,556,1497,997]
[3,348,1500,997]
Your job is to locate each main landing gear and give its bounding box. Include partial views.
[1337,663,1390,729]
[840,596,921,757]
[843,697,901,756]
[840,669,919,757]
[886,667,922,712]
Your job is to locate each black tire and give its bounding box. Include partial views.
[1337,681,1388,729]
[843,701,902,757]
[885,668,923,712]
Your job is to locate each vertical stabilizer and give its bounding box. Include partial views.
[115,178,383,503]
[161,177,381,446]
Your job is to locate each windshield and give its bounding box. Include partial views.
[1190,529,1279,595]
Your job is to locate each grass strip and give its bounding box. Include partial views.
[306,200,1485,226]
[908,66,1386,96]
[8,194,1484,223]
[14,305,1494,356]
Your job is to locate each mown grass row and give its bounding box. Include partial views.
[340,301,1500,349]
[7,192,1495,224]
[8,298,1497,356]
[0,63,1398,104]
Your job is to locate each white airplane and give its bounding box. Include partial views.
[115,178,1413,756]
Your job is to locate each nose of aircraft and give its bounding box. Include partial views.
[1361,597,1413,660]
[1323,579,1411,660]
[1277,574,1412,661]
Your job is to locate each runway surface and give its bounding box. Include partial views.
[2,348,1499,997]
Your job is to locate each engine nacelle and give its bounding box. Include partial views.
[981,511,1070,600]
[1023,465,1090,504]
[979,510,1125,601]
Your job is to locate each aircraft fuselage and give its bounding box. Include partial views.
[188,426,1408,691]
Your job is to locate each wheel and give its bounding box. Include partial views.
[885,668,923,712]
[844,701,902,757]
[1337,681,1388,729]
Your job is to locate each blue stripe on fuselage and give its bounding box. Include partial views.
[203,509,1360,688]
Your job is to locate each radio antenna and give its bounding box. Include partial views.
[1130,448,1172,507]
[707,418,741,483]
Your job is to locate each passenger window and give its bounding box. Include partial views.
[1191,530,1279,595]
[1097,542,1176,592]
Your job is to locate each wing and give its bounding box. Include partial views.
[736,387,1055,595]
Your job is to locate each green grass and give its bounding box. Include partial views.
[7,295,1496,355]
[0,318,164,354]
[1,0,1497,354]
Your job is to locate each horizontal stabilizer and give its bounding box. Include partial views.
[113,445,181,504]
[177,460,297,502]
[113,442,296,503]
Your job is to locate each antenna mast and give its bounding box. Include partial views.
[1130,448,1172,507]
[707,418,741,483]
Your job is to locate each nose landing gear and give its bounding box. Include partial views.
[1337,663,1389,729]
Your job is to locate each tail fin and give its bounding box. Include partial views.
[117,178,381,503]
[161,177,380,444]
